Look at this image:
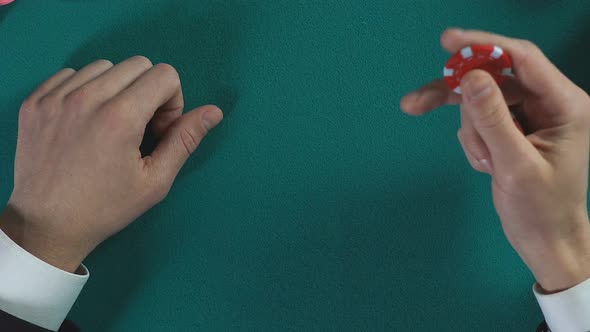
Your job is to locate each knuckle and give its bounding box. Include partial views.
[99,111,136,141]
[20,97,37,112]
[130,55,153,69]
[179,127,204,155]
[19,98,39,122]
[518,39,540,53]
[470,159,486,173]
[64,87,91,109]
[477,100,508,129]
[467,69,494,86]
[104,97,132,114]
[96,59,114,68]
[38,91,63,107]
[462,70,494,94]
[516,39,545,62]
[99,100,133,128]
[61,68,77,76]
[473,164,487,173]
[154,63,180,83]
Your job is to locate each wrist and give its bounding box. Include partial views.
[519,216,590,293]
[0,205,86,273]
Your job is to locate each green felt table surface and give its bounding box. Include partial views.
[1,1,590,331]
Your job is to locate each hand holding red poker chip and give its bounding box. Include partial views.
[444,44,523,133]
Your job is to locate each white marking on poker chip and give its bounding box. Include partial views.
[443,67,454,77]
[501,68,514,76]
[460,47,473,59]
[491,46,503,59]
[453,86,462,94]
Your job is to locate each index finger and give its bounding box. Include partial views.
[441,29,571,98]
[401,78,526,116]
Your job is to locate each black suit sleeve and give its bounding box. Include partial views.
[0,309,79,332]
[0,307,551,332]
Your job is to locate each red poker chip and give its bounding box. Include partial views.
[0,0,15,5]
[444,44,513,94]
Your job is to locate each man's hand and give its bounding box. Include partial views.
[0,56,223,273]
[401,29,590,293]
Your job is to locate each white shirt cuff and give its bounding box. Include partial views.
[0,229,89,331]
[534,278,590,332]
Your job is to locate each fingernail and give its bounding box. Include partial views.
[202,108,223,130]
[479,159,493,173]
[463,76,492,103]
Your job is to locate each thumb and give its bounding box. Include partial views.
[146,105,223,181]
[460,70,531,168]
